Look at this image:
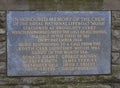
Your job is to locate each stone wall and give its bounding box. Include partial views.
[0,0,120,88]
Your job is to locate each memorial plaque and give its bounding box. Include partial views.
[7,11,111,76]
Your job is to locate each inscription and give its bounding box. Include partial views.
[7,11,111,76]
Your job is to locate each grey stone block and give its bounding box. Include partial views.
[0,62,6,74]
[112,53,120,64]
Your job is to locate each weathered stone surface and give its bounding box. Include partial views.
[0,62,6,74]
[0,0,29,10]
[0,11,6,63]
[0,86,14,88]
[21,77,47,85]
[51,84,111,88]
[112,30,120,51]
[96,65,120,83]
[112,65,120,80]
[0,65,119,85]
[0,42,6,55]
[0,35,5,42]
[112,11,120,30]
[0,29,5,34]
[112,53,120,64]
[103,0,120,10]
[15,85,30,88]
[0,77,20,85]
[29,0,103,10]
[15,84,112,88]
[112,30,120,39]
[0,13,5,29]
[112,11,120,52]
[0,0,103,10]
[0,76,96,85]
[0,0,7,10]
[0,84,112,88]
[111,84,120,88]
[0,42,6,63]
[7,0,29,10]
[112,36,120,51]
[50,76,97,84]
[0,52,6,62]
